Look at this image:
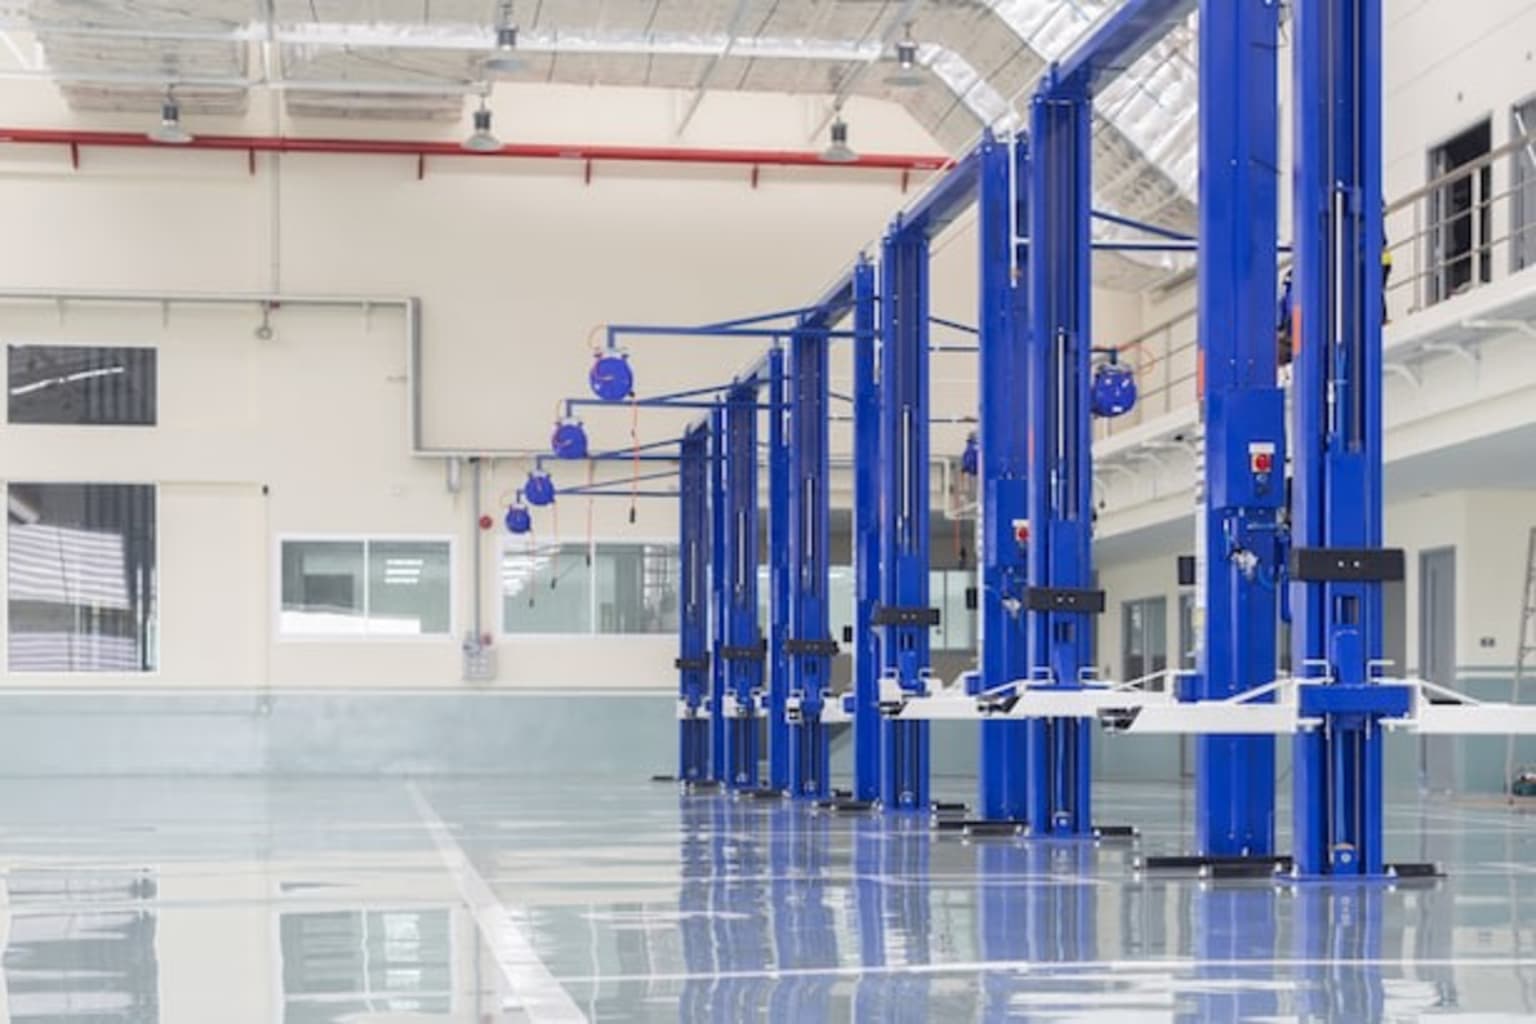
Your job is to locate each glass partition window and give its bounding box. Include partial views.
[503,540,679,635]
[1122,596,1169,688]
[280,538,451,637]
[281,909,452,1020]
[756,564,857,645]
[929,569,978,652]
[7,482,157,672]
[8,344,157,426]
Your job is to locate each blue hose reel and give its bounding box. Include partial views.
[524,470,556,506]
[589,350,634,402]
[504,503,532,535]
[1090,355,1137,419]
[551,418,589,459]
[960,432,979,476]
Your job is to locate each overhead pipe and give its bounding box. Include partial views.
[0,127,949,173]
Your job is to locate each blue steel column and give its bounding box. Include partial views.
[677,424,711,781]
[851,259,883,802]
[1290,0,1391,877]
[878,224,933,812]
[978,132,1032,823]
[768,349,792,791]
[709,406,728,782]
[787,322,833,798]
[1193,0,1285,857]
[1023,81,1097,836]
[722,385,763,789]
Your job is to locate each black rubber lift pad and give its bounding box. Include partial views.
[1139,853,1294,875]
[739,787,786,800]
[814,798,879,813]
[650,774,677,783]
[963,821,1027,838]
[1093,825,1139,841]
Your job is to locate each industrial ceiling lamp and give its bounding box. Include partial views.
[462,93,501,152]
[821,109,857,164]
[148,87,193,145]
[885,24,925,88]
[483,1,523,75]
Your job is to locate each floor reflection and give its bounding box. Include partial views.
[0,779,1527,1022]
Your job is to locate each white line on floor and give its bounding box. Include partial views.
[407,782,589,1023]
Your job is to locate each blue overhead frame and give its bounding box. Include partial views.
[1191,0,1285,860]
[1050,0,1197,99]
[877,221,934,812]
[851,259,882,804]
[676,424,711,782]
[1289,0,1401,878]
[721,383,765,789]
[709,405,728,783]
[1022,74,1099,838]
[786,312,834,799]
[767,349,792,792]
[977,131,1032,824]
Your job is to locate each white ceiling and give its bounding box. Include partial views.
[3,1,1201,288]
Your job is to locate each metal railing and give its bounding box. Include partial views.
[1091,128,1536,438]
[1097,306,1201,438]
[1386,126,1536,318]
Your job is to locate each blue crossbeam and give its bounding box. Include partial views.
[1050,0,1198,99]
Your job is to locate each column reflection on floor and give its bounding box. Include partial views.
[767,805,836,1021]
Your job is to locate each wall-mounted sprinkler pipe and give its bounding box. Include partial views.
[767,349,793,792]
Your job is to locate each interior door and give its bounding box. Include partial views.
[1419,548,1458,793]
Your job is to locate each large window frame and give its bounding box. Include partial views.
[7,341,158,427]
[274,534,456,642]
[5,481,160,675]
[500,535,680,640]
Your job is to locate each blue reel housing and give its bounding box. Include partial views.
[1090,362,1138,419]
[524,470,556,506]
[589,352,634,402]
[551,419,589,459]
[504,504,532,535]
[960,432,979,476]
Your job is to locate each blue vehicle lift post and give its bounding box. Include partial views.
[721,383,765,789]
[1190,0,1286,860]
[786,315,835,799]
[1017,0,1197,838]
[977,132,1032,823]
[1289,0,1415,878]
[768,348,792,792]
[675,423,712,782]
[709,404,729,784]
[1022,76,1100,837]
[851,259,882,803]
[878,222,935,812]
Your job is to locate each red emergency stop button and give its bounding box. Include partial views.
[1252,451,1273,473]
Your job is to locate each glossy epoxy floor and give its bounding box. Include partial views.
[1,777,1535,1022]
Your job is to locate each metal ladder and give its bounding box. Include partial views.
[1506,526,1536,800]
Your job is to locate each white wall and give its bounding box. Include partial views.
[0,83,957,690]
